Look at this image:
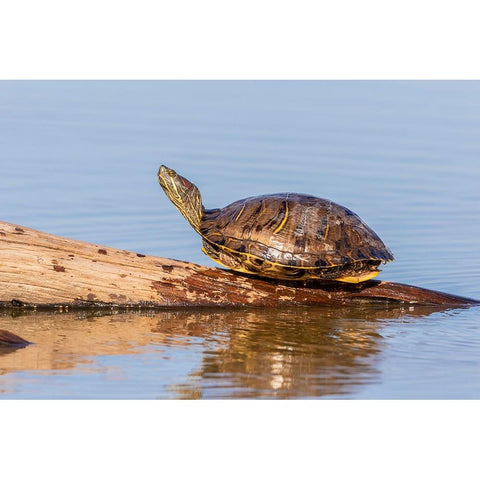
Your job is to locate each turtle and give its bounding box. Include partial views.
[157,165,394,283]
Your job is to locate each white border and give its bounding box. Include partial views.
[1,400,478,479]
[1,1,480,79]
[1,1,478,476]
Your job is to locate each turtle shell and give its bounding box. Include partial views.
[199,193,393,281]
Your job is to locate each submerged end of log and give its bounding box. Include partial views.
[0,220,478,309]
[0,328,31,347]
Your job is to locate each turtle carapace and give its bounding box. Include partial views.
[157,165,393,283]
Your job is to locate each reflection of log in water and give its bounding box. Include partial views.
[161,305,452,399]
[1,220,478,309]
[0,305,457,398]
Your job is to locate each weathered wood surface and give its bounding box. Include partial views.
[0,220,478,308]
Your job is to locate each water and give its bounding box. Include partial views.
[1,81,479,398]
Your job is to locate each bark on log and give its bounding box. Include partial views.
[0,220,478,309]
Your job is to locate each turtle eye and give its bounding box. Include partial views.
[159,165,176,177]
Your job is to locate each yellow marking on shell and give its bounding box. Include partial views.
[335,270,379,283]
[273,201,289,235]
[203,247,255,274]
[206,230,224,238]
[200,232,379,272]
[234,204,246,222]
[204,243,380,281]
[208,239,342,269]
[324,223,330,239]
[260,199,267,214]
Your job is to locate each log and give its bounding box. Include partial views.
[0,328,31,346]
[0,220,478,309]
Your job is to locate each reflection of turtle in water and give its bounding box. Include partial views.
[158,165,393,283]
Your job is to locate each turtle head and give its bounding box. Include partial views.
[158,165,204,231]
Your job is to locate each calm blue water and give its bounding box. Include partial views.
[1,81,479,398]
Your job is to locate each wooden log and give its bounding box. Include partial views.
[0,328,30,346]
[0,220,478,308]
